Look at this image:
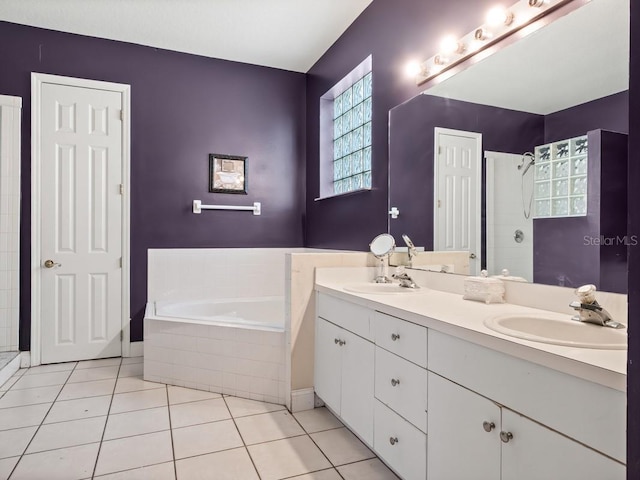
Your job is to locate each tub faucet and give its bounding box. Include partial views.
[569,284,624,329]
[392,267,419,289]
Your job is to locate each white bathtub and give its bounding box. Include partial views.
[143,296,287,404]
[154,297,284,332]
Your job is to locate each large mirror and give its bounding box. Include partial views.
[389,0,629,293]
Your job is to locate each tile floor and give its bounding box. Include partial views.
[0,357,399,480]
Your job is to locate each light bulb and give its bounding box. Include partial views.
[486,6,514,26]
[404,60,423,78]
[440,35,465,55]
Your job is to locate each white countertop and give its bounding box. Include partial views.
[315,269,627,392]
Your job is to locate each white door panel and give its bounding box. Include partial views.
[435,128,481,274]
[40,83,123,363]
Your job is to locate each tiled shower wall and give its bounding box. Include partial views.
[0,95,21,352]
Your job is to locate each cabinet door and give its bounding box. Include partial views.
[314,318,343,413]
[341,328,375,446]
[427,372,500,480]
[501,409,625,480]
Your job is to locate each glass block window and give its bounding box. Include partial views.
[533,135,588,218]
[332,72,372,194]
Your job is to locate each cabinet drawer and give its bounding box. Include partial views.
[428,330,626,463]
[318,293,371,340]
[374,400,426,480]
[374,311,427,367]
[375,347,427,432]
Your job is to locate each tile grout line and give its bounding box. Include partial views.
[7,361,80,479]
[221,394,263,480]
[90,358,124,479]
[165,384,179,480]
[287,409,346,479]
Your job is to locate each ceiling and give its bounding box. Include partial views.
[0,0,373,73]
[425,0,629,115]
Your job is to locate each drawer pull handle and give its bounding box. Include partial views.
[482,421,495,432]
[391,378,400,387]
[391,333,400,341]
[500,431,514,443]
[389,436,399,445]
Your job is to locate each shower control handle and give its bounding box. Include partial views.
[514,230,524,243]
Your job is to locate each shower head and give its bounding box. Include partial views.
[518,152,535,176]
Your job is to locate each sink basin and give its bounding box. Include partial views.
[343,283,424,294]
[484,314,626,349]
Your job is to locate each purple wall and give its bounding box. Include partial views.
[533,130,628,294]
[304,0,497,251]
[545,91,629,142]
[388,94,543,252]
[533,91,629,293]
[628,2,639,476]
[0,21,306,347]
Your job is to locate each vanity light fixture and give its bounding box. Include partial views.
[414,0,570,86]
[433,54,448,66]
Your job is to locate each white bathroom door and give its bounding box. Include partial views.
[434,128,482,274]
[38,80,125,364]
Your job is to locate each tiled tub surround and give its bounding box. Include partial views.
[144,312,287,405]
[145,249,294,404]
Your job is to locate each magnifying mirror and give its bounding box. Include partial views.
[370,233,396,258]
[370,234,395,283]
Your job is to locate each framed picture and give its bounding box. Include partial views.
[209,154,248,194]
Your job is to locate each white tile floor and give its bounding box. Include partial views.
[0,357,399,480]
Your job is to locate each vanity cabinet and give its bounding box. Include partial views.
[315,296,375,446]
[428,372,625,480]
[314,292,625,480]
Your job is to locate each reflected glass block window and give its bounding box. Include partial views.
[533,135,588,218]
[333,71,372,193]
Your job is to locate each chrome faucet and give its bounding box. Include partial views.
[569,284,624,329]
[402,234,418,267]
[392,267,419,289]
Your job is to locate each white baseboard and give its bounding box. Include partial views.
[20,351,31,368]
[291,388,315,412]
[127,341,143,357]
[0,354,21,386]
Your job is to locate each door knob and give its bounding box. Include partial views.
[44,260,61,269]
[469,253,477,259]
[389,436,399,445]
